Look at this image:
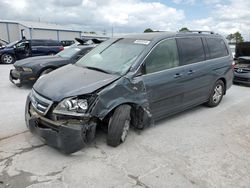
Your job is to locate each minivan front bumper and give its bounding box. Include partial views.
[25,95,96,154]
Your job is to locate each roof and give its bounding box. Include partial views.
[115,31,221,41]
[0,19,81,32]
[116,32,176,40]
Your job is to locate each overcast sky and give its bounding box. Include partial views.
[1,0,250,39]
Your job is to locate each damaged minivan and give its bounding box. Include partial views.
[25,31,234,153]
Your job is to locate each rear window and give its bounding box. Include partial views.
[177,38,205,65]
[206,38,228,59]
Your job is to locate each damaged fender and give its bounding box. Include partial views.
[90,76,153,128]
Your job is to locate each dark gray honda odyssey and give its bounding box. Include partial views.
[25,31,234,153]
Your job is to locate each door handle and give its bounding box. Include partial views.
[174,73,182,78]
[187,70,195,75]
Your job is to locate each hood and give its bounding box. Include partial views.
[0,47,13,53]
[33,64,120,101]
[14,56,65,67]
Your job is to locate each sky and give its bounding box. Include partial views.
[0,0,250,40]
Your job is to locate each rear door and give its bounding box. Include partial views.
[142,38,186,119]
[176,37,210,108]
[31,40,46,56]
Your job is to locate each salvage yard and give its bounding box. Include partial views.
[0,65,250,188]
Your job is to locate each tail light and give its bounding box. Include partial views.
[231,61,235,69]
[59,46,64,51]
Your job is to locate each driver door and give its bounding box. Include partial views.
[142,38,185,119]
[14,41,31,59]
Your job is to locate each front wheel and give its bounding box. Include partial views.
[107,105,131,147]
[1,54,15,64]
[205,80,225,107]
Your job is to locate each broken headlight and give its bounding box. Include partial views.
[22,67,33,72]
[53,97,88,116]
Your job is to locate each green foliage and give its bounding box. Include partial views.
[144,28,154,33]
[226,32,244,43]
[179,27,189,32]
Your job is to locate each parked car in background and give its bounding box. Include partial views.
[0,39,64,64]
[25,31,233,153]
[64,37,108,49]
[10,45,93,86]
[233,42,250,86]
[61,40,75,47]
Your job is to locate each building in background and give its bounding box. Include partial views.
[0,20,82,43]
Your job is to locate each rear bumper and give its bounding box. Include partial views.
[9,69,36,86]
[233,72,250,86]
[25,95,96,154]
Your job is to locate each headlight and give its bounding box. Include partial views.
[53,97,88,116]
[22,67,32,72]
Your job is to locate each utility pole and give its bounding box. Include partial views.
[103,29,106,36]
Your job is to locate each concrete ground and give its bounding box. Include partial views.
[0,64,250,188]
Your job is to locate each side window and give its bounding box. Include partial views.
[206,38,229,59]
[45,40,57,46]
[177,38,205,65]
[32,40,44,46]
[144,39,179,74]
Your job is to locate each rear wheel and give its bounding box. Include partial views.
[1,54,15,64]
[205,80,225,107]
[107,105,131,147]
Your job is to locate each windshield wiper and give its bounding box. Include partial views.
[83,66,111,74]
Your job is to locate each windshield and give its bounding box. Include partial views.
[75,38,148,75]
[56,47,81,58]
[6,40,19,48]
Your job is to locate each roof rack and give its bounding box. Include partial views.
[188,30,215,34]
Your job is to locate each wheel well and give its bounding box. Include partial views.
[102,103,147,129]
[218,77,227,94]
[38,67,55,77]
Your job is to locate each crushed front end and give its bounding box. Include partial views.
[25,89,97,154]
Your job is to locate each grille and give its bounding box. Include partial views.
[30,89,53,115]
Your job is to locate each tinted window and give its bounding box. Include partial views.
[206,38,228,59]
[46,40,60,46]
[177,38,205,65]
[31,40,45,46]
[145,39,179,74]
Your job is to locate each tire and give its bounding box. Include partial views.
[39,68,53,78]
[205,80,225,107]
[1,54,15,64]
[48,52,55,56]
[107,105,131,147]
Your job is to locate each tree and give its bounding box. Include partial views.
[226,32,244,43]
[234,31,244,43]
[179,27,189,32]
[144,28,154,33]
[226,33,234,42]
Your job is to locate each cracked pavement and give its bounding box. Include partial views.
[1,65,250,188]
